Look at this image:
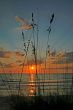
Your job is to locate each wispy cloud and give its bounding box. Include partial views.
[0,51,11,58]
[15,51,24,57]
[0,48,25,69]
[49,51,73,64]
[15,16,33,30]
[0,49,24,58]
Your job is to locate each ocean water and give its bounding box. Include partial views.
[0,73,73,96]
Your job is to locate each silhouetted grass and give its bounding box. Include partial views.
[3,95,73,110]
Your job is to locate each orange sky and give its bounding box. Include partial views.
[0,62,73,74]
[0,48,73,74]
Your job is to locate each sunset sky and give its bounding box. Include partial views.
[0,0,73,73]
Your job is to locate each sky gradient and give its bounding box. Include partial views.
[0,0,73,73]
[0,0,73,51]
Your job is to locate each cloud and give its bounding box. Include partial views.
[0,47,5,51]
[15,16,33,30]
[15,51,24,57]
[15,16,28,25]
[16,24,32,30]
[0,51,11,58]
[0,61,13,68]
[25,59,43,66]
[50,51,73,64]
[0,49,25,58]
[0,49,25,69]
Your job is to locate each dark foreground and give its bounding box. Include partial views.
[0,95,73,110]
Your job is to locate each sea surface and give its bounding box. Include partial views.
[0,73,73,96]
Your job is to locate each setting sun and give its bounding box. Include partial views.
[31,66,34,70]
[29,65,36,74]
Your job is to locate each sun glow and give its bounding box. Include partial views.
[31,66,34,70]
[29,65,36,74]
